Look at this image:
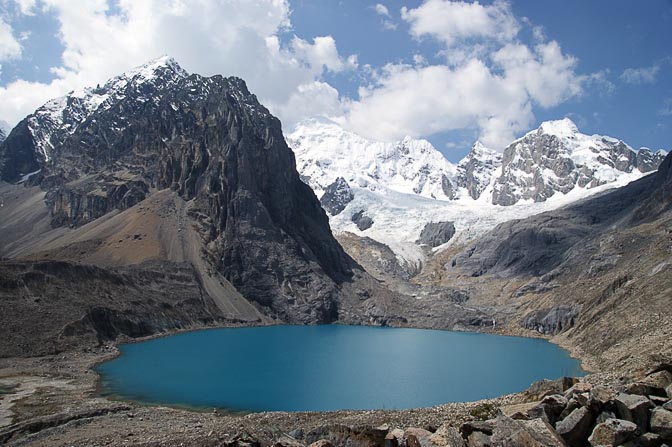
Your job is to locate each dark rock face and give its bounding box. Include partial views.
[441,174,457,200]
[0,121,40,183]
[351,210,373,231]
[636,148,667,173]
[457,143,502,200]
[493,132,577,206]
[416,221,456,247]
[320,177,353,215]
[522,305,580,335]
[0,58,358,322]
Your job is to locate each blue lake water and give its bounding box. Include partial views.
[97,325,584,412]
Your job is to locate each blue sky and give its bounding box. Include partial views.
[0,0,670,162]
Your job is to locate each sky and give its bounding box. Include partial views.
[0,0,670,162]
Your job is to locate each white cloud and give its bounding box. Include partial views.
[620,64,660,84]
[12,0,38,15]
[0,0,356,130]
[342,1,584,150]
[660,98,672,117]
[374,3,390,17]
[342,60,536,149]
[401,0,519,48]
[271,81,344,132]
[0,17,22,61]
[372,3,397,30]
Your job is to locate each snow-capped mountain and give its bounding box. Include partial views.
[289,118,458,201]
[456,141,502,200]
[288,117,667,266]
[24,56,188,165]
[492,118,666,205]
[0,120,10,143]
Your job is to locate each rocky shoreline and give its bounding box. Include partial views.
[0,321,669,447]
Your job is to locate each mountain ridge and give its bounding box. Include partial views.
[289,117,666,266]
[0,57,408,340]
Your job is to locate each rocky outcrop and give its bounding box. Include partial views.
[637,148,667,173]
[352,210,374,231]
[452,367,672,447]
[46,178,148,227]
[417,221,456,248]
[457,141,502,200]
[0,121,40,183]
[522,305,580,335]
[320,177,354,215]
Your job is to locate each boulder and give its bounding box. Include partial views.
[416,222,456,248]
[589,386,616,413]
[351,210,374,231]
[460,421,494,438]
[542,394,569,423]
[489,416,567,447]
[555,406,593,446]
[385,429,406,447]
[650,396,669,406]
[564,382,592,399]
[559,398,581,420]
[615,393,653,431]
[527,377,578,400]
[429,424,465,447]
[596,410,617,424]
[466,431,491,447]
[305,424,388,447]
[650,408,672,440]
[588,418,639,446]
[622,432,664,447]
[664,400,672,411]
[627,382,669,398]
[405,428,433,447]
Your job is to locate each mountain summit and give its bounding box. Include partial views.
[0,57,393,331]
[492,118,666,205]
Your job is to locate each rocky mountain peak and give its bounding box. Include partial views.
[457,140,502,200]
[536,117,579,140]
[491,119,665,206]
[288,118,458,201]
[0,57,358,322]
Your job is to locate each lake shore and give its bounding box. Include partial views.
[0,322,627,447]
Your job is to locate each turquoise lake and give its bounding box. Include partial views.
[97,325,584,412]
